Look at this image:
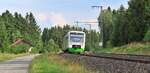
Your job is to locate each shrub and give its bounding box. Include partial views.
[30,47,39,53]
[42,39,60,53]
[144,29,150,42]
[29,54,93,73]
[98,43,150,55]
[12,44,29,54]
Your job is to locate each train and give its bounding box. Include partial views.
[63,31,86,53]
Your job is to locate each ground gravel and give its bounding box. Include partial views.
[61,53,150,73]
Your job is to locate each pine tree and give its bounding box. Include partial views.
[111,5,128,46]
[127,0,148,42]
[0,20,9,53]
[98,7,113,48]
[25,12,41,46]
[42,28,50,45]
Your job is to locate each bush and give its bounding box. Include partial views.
[98,43,150,55]
[30,47,39,53]
[12,44,29,54]
[29,54,93,73]
[41,39,60,53]
[144,29,150,42]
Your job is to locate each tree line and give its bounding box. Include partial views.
[98,0,150,48]
[0,10,100,53]
[41,25,100,52]
[1,0,150,53]
[0,10,41,53]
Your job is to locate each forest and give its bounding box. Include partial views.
[98,0,150,48]
[0,10,100,53]
[0,10,41,53]
[0,0,150,53]
[41,25,100,52]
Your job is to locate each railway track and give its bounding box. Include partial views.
[81,53,150,64]
[61,53,150,64]
[61,53,150,73]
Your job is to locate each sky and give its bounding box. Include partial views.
[0,0,129,31]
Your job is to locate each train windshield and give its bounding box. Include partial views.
[70,33,84,42]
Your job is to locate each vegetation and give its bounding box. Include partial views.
[0,53,27,62]
[11,44,30,54]
[0,0,150,54]
[42,39,60,53]
[144,29,150,42]
[41,25,100,52]
[29,54,94,73]
[0,10,41,53]
[98,43,150,55]
[0,10,100,53]
[98,0,150,48]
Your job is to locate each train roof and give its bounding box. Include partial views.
[68,31,85,33]
[64,31,85,38]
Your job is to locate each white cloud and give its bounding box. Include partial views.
[36,12,69,27]
[49,12,68,27]
[80,19,98,24]
[37,13,48,22]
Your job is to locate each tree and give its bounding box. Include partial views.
[0,10,41,53]
[111,5,128,46]
[127,0,148,42]
[1,10,16,43]
[42,28,50,45]
[98,7,113,48]
[43,39,60,53]
[144,0,150,29]
[41,25,101,52]
[0,21,9,53]
[25,12,41,46]
[143,29,150,42]
[86,30,100,51]
[98,0,150,47]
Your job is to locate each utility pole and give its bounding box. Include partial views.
[74,21,98,51]
[91,6,103,13]
[75,21,79,30]
[91,5,104,48]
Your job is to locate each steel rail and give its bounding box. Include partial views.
[61,53,150,64]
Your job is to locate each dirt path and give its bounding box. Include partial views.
[0,54,39,73]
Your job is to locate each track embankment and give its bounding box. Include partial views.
[60,53,150,73]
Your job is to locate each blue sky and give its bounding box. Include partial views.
[0,0,129,31]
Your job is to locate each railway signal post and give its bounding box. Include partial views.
[91,5,104,48]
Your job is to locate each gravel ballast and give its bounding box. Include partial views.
[61,53,150,73]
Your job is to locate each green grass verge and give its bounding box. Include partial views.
[0,53,27,62]
[29,54,94,73]
[98,43,150,55]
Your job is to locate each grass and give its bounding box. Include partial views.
[29,54,94,73]
[0,53,28,62]
[98,43,150,55]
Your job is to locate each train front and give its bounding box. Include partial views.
[68,31,86,53]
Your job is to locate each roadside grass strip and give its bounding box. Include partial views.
[0,53,27,62]
[29,54,94,73]
[98,43,150,55]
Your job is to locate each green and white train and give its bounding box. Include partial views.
[63,31,86,53]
